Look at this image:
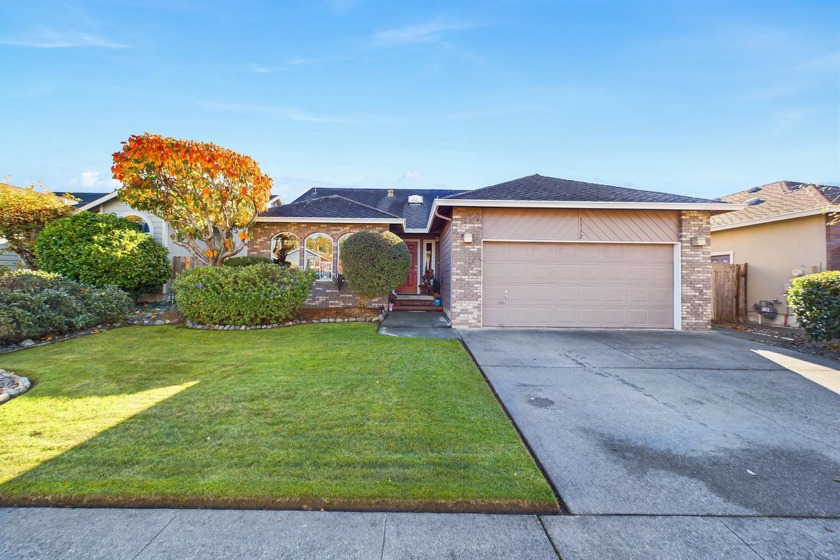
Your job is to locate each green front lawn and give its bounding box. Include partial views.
[0,323,557,513]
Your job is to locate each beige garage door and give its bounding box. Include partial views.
[482,242,674,328]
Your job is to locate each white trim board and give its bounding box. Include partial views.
[76,191,119,211]
[255,217,404,224]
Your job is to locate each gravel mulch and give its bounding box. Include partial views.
[714,321,840,362]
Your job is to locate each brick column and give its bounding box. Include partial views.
[449,208,483,328]
[679,210,712,330]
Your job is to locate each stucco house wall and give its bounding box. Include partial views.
[710,214,829,326]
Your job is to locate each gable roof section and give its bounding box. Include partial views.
[258,195,404,223]
[443,174,719,204]
[67,192,112,207]
[292,187,464,229]
[711,181,840,231]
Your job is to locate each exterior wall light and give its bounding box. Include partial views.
[463,232,473,243]
[691,236,707,247]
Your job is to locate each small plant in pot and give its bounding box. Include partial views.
[388,292,397,312]
[433,293,442,307]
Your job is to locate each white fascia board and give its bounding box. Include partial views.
[76,191,119,211]
[255,217,405,225]
[433,199,742,211]
[711,206,840,232]
[423,199,743,232]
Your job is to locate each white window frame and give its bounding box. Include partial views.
[304,233,334,281]
[711,251,734,264]
[119,212,154,235]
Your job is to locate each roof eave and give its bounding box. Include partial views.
[434,199,740,212]
[711,206,840,232]
[255,216,405,225]
[76,191,119,211]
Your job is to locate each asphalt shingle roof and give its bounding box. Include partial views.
[711,181,840,228]
[281,188,464,229]
[443,174,721,204]
[259,195,403,221]
[66,192,111,207]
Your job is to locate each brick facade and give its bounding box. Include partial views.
[250,221,387,309]
[679,210,712,331]
[448,208,483,328]
[827,217,840,271]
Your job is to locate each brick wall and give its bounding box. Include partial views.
[448,208,483,328]
[827,217,840,271]
[304,281,386,309]
[679,211,712,330]
[250,221,387,309]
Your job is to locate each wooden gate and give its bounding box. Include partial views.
[711,263,748,322]
[172,256,193,277]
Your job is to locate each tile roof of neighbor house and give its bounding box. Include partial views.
[443,174,719,204]
[711,181,840,228]
[266,188,464,229]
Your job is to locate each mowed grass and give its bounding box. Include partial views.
[0,323,557,512]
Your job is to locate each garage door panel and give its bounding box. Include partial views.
[482,242,674,328]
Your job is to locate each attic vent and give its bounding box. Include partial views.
[408,194,424,204]
[387,189,395,197]
[748,186,762,193]
[745,197,764,206]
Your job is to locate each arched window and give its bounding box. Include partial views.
[337,233,352,273]
[304,233,333,280]
[121,213,154,235]
[271,232,300,267]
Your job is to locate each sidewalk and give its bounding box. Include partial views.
[2,507,838,559]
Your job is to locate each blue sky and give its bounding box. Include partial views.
[1,0,838,203]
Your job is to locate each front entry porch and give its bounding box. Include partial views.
[392,294,443,312]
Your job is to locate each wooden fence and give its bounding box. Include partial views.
[172,256,194,277]
[711,263,748,322]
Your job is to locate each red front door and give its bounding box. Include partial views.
[397,242,418,293]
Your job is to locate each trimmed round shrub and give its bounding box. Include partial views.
[222,255,273,268]
[0,269,132,344]
[786,271,840,341]
[339,231,409,304]
[35,212,172,299]
[174,263,316,326]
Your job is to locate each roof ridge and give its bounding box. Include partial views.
[330,194,402,218]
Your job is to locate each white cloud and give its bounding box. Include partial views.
[1,31,125,49]
[80,170,100,188]
[371,20,480,47]
[402,170,421,181]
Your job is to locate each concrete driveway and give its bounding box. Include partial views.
[459,329,840,517]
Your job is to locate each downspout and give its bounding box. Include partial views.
[434,208,452,223]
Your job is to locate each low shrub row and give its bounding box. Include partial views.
[0,269,133,344]
[174,264,316,326]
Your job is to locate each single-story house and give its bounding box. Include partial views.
[710,181,840,326]
[251,174,737,330]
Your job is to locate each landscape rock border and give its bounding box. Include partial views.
[0,369,31,404]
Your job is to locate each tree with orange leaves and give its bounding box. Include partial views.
[112,133,273,266]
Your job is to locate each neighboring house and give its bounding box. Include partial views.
[251,174,736,330]
[0,187,283,276]
[710,181,840,326]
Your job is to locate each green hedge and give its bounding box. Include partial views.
[339,231,409,304]
[786,271,840,341]
[174,264,316,326]
[35,212,172,299]
[0,270,132,344]
[222,255,273,267]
